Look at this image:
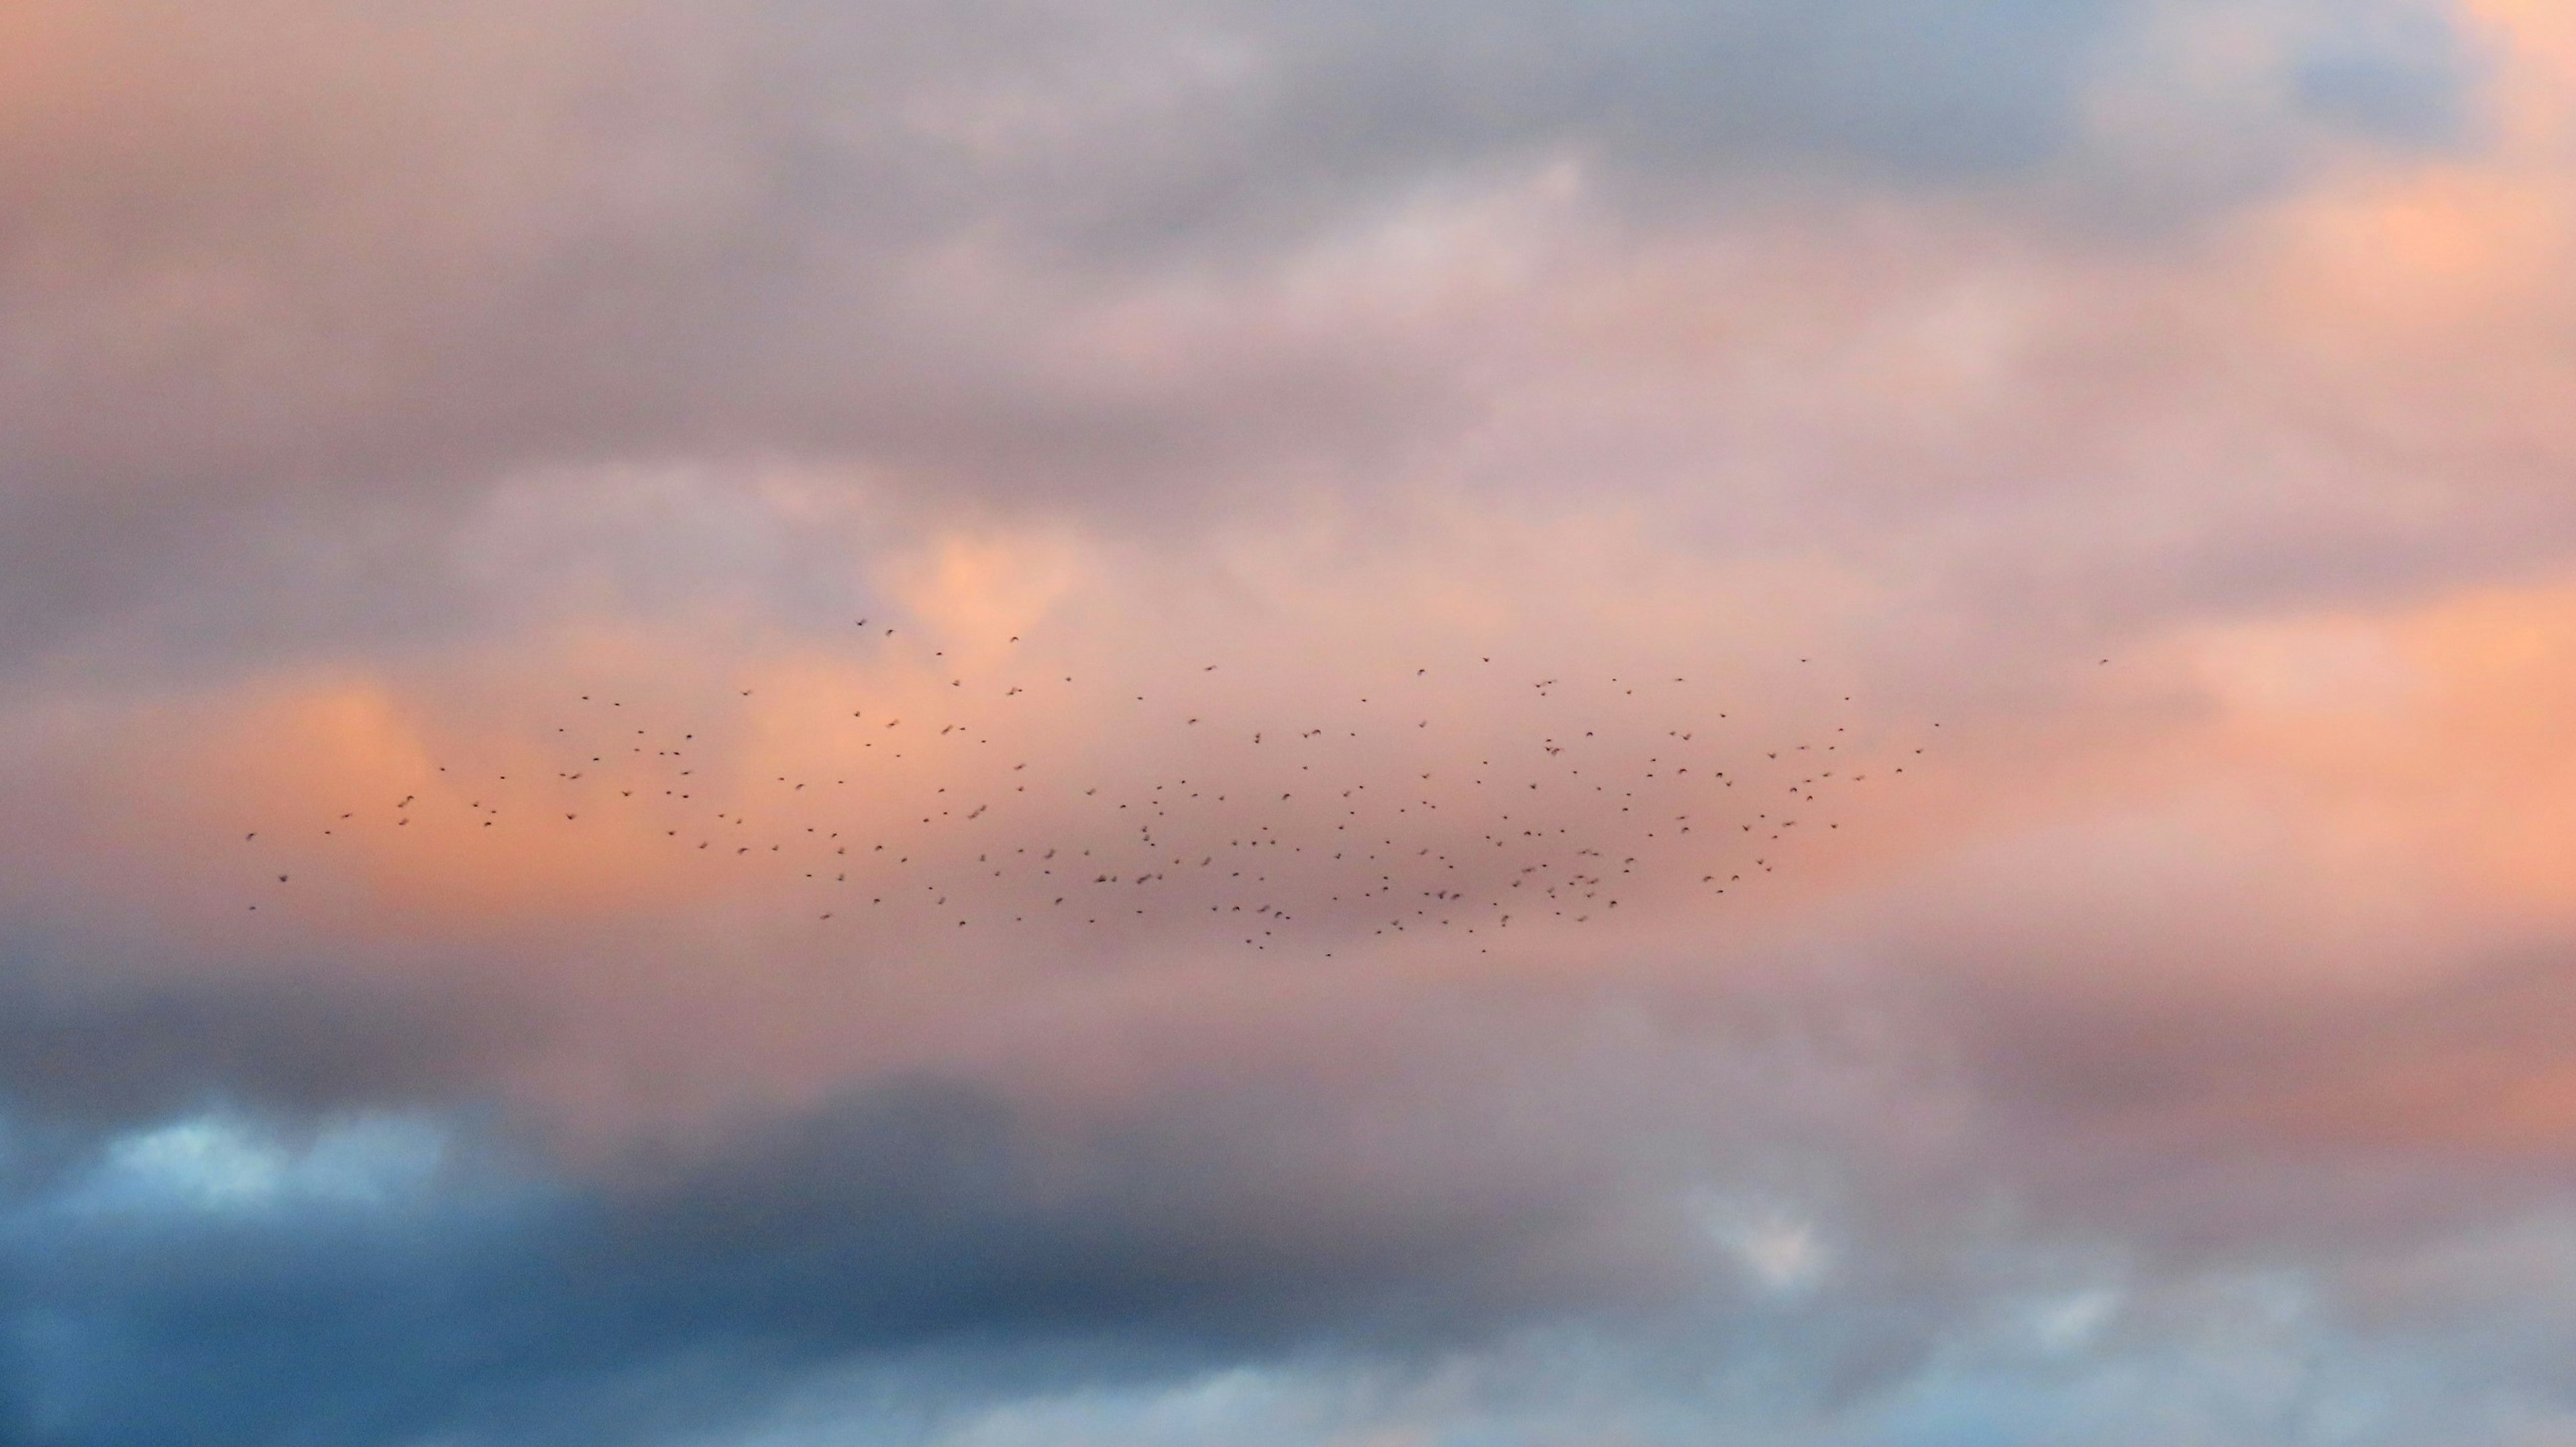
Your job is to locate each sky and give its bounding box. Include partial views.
[6,1,2576,1443]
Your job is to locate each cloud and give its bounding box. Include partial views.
[0,1073,1640,1446]
[6,2,2576,1443]
[0,0,2500,668]
[0,967,498,1130]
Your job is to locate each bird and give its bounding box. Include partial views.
[243,629,1947,959]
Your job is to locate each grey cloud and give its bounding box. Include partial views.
[0,944,518,1134]
[0,0,2489,665]
[2292,4,2486,144]
[0,1075,1626,1447]
[11,998,2576,1447]
[5,829,2576,1442]
[0,945,2039,1444]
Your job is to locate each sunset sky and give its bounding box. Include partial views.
[8,3,2576,1443]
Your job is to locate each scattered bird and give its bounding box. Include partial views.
[232,630,1946,949]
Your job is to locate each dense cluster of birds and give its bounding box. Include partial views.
[237,624,1951,956]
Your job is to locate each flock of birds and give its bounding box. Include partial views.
[237,623,1950,956]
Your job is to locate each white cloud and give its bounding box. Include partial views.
[56,1110,448,1218]
[1689,1190,1836,1296]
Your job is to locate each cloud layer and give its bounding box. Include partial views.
[9,2,2576,1443]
